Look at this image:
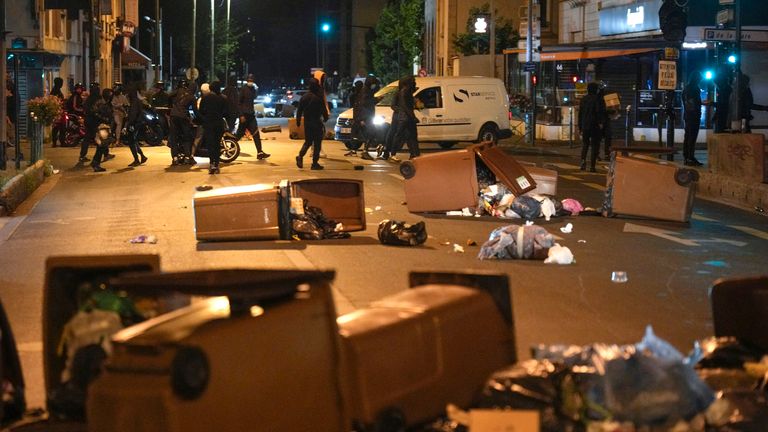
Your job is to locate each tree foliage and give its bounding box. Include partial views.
[175,15,245,82]
[452,3,519,56]
[372,0,425,84]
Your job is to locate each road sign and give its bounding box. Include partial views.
[704,28,768,43]
[719,0,734,4]
[186,67,199,81]
[664,47,679,60]
[658,60,677,90]
[716,9,734,25]
[523,62,537,72]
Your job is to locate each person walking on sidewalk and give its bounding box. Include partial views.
[199,81,228,174]
[235,74,270,160]
[295,78,328,170]
[90,88,115,172]
[382,76,419,162]
[123,86,149,167]
[578,82,606,172]
[682,72,704,167]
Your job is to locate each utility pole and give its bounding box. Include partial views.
[155,0,161,83]
[191,0,196,74]
[489,0,495,78]
[210,0,215,81]
[526,0,536,145]
[733,0,742,131]
[225,0,230,82]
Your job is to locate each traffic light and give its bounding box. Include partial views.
[571,75,578,84]
[727,54,737,64]
[704,70,714,80]
[532,74,538,86]
[659,0,687,43]
[321,23,331,33]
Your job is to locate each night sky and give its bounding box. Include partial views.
[139,0,327,88]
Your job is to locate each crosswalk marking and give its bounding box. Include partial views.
[729,225,768,241]
[582,182,606,191]
[560,175,582,181]
[692,213,718,222]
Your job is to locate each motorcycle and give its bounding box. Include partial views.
[122,105,165,146]
[192,126,241,164]
[59,112,86,147]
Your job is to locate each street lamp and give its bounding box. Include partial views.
[320,22,331,69]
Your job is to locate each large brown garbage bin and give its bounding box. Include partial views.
[400,142,537,213]
[193,179,366,241]
[603,154,699,222]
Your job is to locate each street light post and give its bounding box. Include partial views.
[155,0,161,83]
[191,0,196,74]
[225,0,230,81]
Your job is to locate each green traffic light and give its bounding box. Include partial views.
[704,70,714,80]
[321,23,331,32]
[727,54,737,64]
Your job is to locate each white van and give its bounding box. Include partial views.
[334,76,512,150]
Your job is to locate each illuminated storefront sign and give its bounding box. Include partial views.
[599,0,662,36]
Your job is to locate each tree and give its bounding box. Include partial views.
[452,3,519,56]
[175,15,244,82]
[372,0,425,84]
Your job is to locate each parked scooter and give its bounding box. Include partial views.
[60,112,86,147]
[192,126,241,163]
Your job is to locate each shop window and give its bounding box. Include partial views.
[51,11,64,39]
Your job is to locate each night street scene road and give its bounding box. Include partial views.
[1,0,768,431]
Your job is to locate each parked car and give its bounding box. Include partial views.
[334,76,513,151]
[276,88,309,117]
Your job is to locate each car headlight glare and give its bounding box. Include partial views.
[264,96,271,104]
[373,115,386,126]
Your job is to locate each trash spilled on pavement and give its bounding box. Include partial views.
[418,326,768,432]
[477,224,574,264]
[377,219,427,246]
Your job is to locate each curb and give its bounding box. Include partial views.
[696,171,768,213]
[0,160,49,216]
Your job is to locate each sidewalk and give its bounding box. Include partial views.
[500,138,767,215]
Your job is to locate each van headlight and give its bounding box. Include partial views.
[263,96,271,104]
[372,115,386,126]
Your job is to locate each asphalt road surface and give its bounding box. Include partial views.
[0,131,765,409]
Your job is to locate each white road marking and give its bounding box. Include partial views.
[692,213,718,222]
[623,223,747,247]
[729,225,768,241]
[583,182,606,191]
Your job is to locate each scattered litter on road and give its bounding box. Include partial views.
[544,244,574,265]
[377,219,427,246]
[466,239,477,246]
[195,184,213,192]
[561,198,584,216]
[525,220,534,226]
[756,206,765,213]
[128,234,157,244]
[578,239,587,243]
[375,206,382,211]
[453,244,465,253]
[478,224,556,260]
[354,165,364,170]
[401,201,407,205]
[560,223,573,233]
[52,168,60,175]
[365,207,373,213]
[611,271,628,283]
[441,241,451,246]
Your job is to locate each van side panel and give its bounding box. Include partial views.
[445,84,507,141]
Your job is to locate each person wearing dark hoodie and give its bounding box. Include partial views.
[123,85,149,167]
[578,82,606,172]
[235,74,270,160]
[221,78,240,133]
[79,82,102,162]
[90,88,115,172]
[295,77,329,170]
[682,72,704,166]
[199,81,229,174]
[345,80,365,157]
[50,77,66,147]
[356,76,378,160]
[382,75,419,162]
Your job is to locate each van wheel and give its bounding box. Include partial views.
[438,141,456,149]
[344,140,363,151]
[479,123,499,144]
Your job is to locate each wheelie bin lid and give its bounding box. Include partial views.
[470,142,537,196]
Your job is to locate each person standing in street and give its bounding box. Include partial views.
[682,72,704,166]
[111,83,128,147]
[345,80,364,157]
[90,88,115,172]
[382,76,419,162]
[191,82,211,160]
[123,86,149,167]
[577,82,606,172]
[713,67,732,133]
[235,74,270,160]
[168,79,196,165]
[79,82,102,162]
[50,77,66,147]
[356,77,377,160]
[295,78,328,170]
[222,78,240,133]
[199,81,228,174]
[728,73,768,134]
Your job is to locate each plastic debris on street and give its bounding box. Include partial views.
[128,234,157,244]
[478,224,556,260]
[377,219,427,246]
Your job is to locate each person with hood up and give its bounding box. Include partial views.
[345,80,365,157]
[355,77,377,160]
[235,74,270,160]
[382,76,419,162]
[577,82,606,172]
[199,81,229,174]
[295,78,329,170]
[222,78,240,133]
[168,78,196,165]
[90,88,115,172]
[79,82,102,162]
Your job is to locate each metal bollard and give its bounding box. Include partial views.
[657,105,663,148]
